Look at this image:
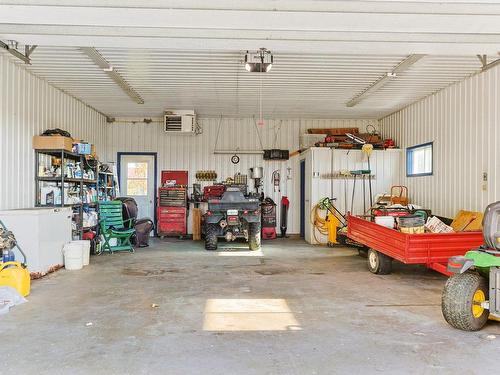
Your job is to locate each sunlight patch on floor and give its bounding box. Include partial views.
[203,298,301,331]
[217,249,264,257]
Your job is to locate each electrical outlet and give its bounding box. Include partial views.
[482,172,488,191]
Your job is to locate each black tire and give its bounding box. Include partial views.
[441,272,489,331]
[367,249,392,275]
[248,222,261,251]
[205,224,219,251]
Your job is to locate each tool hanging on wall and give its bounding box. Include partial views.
[272,170,281,192]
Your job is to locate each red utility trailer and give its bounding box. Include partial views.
[347,215,484,276]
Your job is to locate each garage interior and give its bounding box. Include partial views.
[1,1,500,374]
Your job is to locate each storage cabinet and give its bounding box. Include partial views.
[157,206,187,237]
[300,147,402,244]
[157,170,188,238]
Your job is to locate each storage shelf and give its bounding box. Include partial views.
[35,149,82,159]
[36,203,82,208]
[37,176,97,184]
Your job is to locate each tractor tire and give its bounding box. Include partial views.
[205,224,219,251]
[248,222,261,251]
[441,272,489,331]
[367,249,392,275]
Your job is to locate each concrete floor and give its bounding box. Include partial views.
[2,238,500,375]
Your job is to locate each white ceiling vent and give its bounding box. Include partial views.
[164,110,198,135]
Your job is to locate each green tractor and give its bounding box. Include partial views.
[441,201,500,331]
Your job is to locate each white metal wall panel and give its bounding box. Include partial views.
[0,54,107,210]
[104,118,377,234]
[379,65,500,218]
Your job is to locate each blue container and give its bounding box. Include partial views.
[1,250,15,262]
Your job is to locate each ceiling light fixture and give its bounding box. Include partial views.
[244,48,273,73]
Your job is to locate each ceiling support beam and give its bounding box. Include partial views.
[477,53,500,72]
[0,39,36,64]
[346,54,425,107]
[80,47,144,104]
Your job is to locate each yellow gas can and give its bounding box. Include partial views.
[0,261,30,297]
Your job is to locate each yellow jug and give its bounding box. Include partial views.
[0,261,30,297]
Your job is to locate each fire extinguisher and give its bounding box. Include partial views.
[280,196,289,238]
[272,170,280,192]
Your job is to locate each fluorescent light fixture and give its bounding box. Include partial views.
[244,48,273,73]
[346,54,425,107]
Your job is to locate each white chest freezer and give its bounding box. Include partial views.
[0,207,72,277]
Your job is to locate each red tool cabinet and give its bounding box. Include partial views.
[157,171,188,238]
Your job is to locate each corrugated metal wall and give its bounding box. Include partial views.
[105,118,376,234]
[0,54,107,210]
[379,65,500,218]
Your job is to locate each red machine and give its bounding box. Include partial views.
[157,170,188,238]
[203,185,226,201]
[261,198,277,240]
[347,215,484,276]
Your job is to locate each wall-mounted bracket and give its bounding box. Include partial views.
[477,54,500,72]
[0,40,37,64]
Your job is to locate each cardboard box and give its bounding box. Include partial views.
[33,135,74,152]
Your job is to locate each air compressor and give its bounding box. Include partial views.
[0,220,30,297]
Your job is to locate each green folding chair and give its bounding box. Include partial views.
[99,201,135,253]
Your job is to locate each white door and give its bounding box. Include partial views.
[119,154,155,220]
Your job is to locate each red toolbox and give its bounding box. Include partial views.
[157,170,188,238]
[157,206,187,237]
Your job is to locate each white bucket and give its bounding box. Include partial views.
[71,240,91,266]
[63,242,84,270]
[375,216,395,229]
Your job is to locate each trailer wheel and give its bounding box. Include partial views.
[441,272,489,331]
[248,222,261,251]
[205,224,219,251]
[367,249,392,275]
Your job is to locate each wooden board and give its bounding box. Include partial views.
[307,127,359,135]
[192,208,202,241]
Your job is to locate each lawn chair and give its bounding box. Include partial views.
[99,201,135,253]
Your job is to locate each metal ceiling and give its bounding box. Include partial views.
[0,1,497,118]
[11,47,483,118]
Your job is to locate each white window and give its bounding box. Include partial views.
[406,142,433,177]
[126,162,148,195]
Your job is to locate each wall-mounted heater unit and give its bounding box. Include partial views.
[164,110,197,134]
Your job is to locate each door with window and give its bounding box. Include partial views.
[119,154,156,221]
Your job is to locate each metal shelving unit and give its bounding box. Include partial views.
[97,170,118,202]
[35,149,98,239]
